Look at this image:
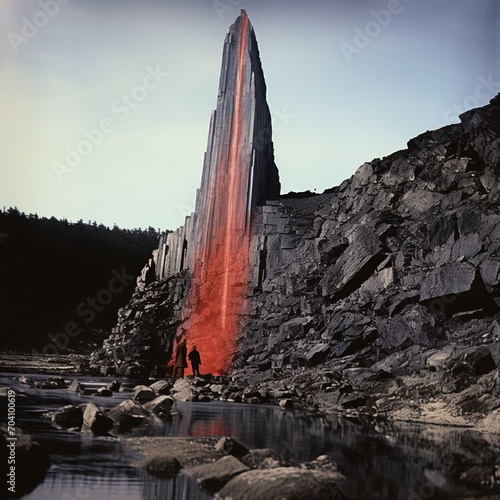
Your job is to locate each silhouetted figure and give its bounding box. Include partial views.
[188,345,202,377]
[173,339,187,381]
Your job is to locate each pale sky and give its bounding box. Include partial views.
[1,0,499,230]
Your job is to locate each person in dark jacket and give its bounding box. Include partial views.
[188,345,201,377]
[173,339,187,381]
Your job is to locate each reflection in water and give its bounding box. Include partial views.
[1,373,497,500]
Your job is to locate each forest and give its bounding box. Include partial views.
[0,207,161,353]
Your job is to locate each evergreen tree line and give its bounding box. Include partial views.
[0,207,161,353]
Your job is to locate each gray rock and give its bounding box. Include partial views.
[68,380,85,392]
[132,385,156,402]
[149,379,171,395]
[215,467,346,500]
[106,380,121,391]
[81,402,114,435]
[214,437,249,458]
[305,343,330,366]
[51,405,84,429]
[187,455,249,492]
[142,455,181,477]
[171,378,194,401]
[95,387,113,397]
[37,377,67,389]
[279,399,294,409]
[107,399,151,431]
[239,448,290,469]
[143,395,174,417]
[19,376,35,386]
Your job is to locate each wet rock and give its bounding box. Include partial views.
[68,379,85,392]
[187,455,250,492]
[51,405,84,429]
[0,425,51,498]
[142,455,182,477]
[215,467,346,500]
[37,377,67,389]
[132,385,156,402]
[95,387,113,397]
[214,437,249,458]
[81,402,114,435]
[239,448,290,469]
[279,399,294,409]
[149,379,171,395]
[19,376,34,386]
[107,399,151,431]
[106,380,121,392]
[143,395,174,418]
[171,378,195,401]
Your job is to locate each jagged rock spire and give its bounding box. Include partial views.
[137,10,280,374]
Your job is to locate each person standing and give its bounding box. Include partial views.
[173,339,187,381]
[188,345,202,377]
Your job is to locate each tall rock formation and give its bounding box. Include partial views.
[134,10,279,374]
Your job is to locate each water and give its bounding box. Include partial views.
[1,372,497,499]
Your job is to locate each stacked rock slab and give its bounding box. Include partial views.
[136,10,280,374]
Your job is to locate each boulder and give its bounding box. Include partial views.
[143,395,174,418]
[132,385,156,402]
[420,263,496,313]
[37,377,67,389]
[19,376,35,386]
[142,455,182,477]
[171,378,194,401]
[51,405,84,429]
[106,380,121,391]
[214,437,249,458]
[187,455,249,492]
[239,448,290,470]
[215,467,346,500]
[149,379,171,395]
[95,387,113,397]
[81,402,114,435]
[305,343,330,366]
[279,399,294,409]
[68,380,85,392]
[107,399,151,431]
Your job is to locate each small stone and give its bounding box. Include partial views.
[214,437,249,458]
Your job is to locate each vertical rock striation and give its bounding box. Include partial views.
[135,10,279,374]
[183,10,279,374]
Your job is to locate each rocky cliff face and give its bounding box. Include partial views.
[91,14,499,425]
[228,93,500,424]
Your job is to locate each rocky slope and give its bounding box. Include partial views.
[228,93,500,427]
[92,94,500,429]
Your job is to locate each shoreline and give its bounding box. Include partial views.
[1,351,498,436]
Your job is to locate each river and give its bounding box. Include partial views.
[1,372,497,499]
